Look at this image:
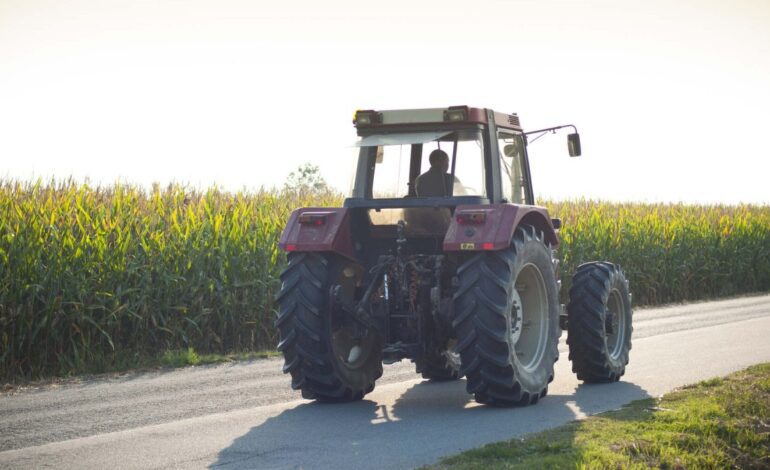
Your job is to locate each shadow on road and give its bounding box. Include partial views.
[210,377,650,469]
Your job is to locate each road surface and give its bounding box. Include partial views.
[2,294,770,469]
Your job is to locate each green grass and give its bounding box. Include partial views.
[1,347,282,389]
[146,347,281,370]
[87,347,281,374]
[429,363,770,469]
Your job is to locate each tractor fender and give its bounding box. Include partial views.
[278,207,355,260]
[443,204,559,252]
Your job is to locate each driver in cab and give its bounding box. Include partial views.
[415,149,464,197]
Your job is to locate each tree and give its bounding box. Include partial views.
[283,163,329,194]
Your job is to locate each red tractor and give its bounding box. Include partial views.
[276,106,632,406]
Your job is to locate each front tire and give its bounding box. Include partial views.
[453,225,561,406]
[275,253,383,401]
[567,262,632,383]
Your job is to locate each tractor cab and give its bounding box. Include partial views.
[348,106,535,209]
[343,106,567,258]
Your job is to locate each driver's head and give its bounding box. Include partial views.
[428,149,450,173]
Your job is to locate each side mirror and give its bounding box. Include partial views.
[567,133,581,157]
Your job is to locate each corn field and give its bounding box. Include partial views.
[1,180,769,380]
[549,200,770,305]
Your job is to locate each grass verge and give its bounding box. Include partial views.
[157,347,281,368]
[428,363,770,469]
[82,347,281,374]
[2,348,281,390]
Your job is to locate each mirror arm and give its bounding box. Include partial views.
[524,124,581,157]
[523,124,578,137]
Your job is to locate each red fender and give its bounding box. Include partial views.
[443,204,559,252]
[278,207,354,260]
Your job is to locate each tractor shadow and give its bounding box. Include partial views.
[210,374,650,469]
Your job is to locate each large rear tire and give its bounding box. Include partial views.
[275,253,383,402]
[567,262,632,383]
[453,225,561,406]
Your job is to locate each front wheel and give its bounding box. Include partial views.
[275,252,383,401]
[567,262,633,383]
[453,225,561,406]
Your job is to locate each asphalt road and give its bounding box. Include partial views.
[2,294,770,469]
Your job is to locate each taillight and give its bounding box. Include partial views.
[298,213,327,226]
[456,211,487,225]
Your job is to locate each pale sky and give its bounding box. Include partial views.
[1,0,769,203]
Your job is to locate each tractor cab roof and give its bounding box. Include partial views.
[353,106,522,135]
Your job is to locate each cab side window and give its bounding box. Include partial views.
[497,132,527,204]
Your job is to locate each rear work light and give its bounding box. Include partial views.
[444,105,469,122]
[456,211,487,225]
[298,213,328,226]
[353,110,382,126]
